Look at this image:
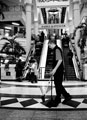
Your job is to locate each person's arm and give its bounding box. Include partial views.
[49,59,62,76]
[49,48,63,76]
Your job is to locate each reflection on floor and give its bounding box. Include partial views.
[1,80,87,110]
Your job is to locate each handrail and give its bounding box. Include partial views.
[70,41,82,79]
[38,67,45,80]
[3,5,23,12]
[39,39,49,79]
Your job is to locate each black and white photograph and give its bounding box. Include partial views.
[0,0,87,120]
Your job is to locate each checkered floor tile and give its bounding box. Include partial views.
[1,81,87,109]
[1,97,87,109]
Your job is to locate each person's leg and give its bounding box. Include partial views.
[54,77,61,102]
[62,85,72,104]
[57,71,72,104]
[61,85,71,98]
[51,73,62,107]
[30,72,35,83]
[16,70,22,81]
[40,80,51,102]
[54,66,64,102]
[53,64,70,105]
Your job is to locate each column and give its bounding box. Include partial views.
[73,0,80,52]
[73,0,82,79]
[68,0,74,34]
[73,0,80,28]
[33,0,38,35]
[59,9,61,37]
[24,0,32,56]
[34,20,38,35]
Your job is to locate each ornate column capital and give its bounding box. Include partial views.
[73,0,80,4]
[24,0,32,12]
[24,0,32,6]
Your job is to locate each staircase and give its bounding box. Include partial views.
[63,47,77,81]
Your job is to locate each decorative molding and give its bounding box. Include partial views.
[0,11,22,21]
[24,0,32,6]
[38,0,68,2]
[37,0,69,8]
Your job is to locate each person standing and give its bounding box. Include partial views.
[15,58,24,81]
[47,35,72,107]
[40,31,45,43]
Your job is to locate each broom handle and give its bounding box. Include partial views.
[51,76,54,100]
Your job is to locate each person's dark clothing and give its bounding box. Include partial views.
[52,45,71,102]
[62,36,70,48]
[26,57,38,83]
[15,59,24,80]
[40,31,45,42]
[68,50,73,66]
[26,72,37,83]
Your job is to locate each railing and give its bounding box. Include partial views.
[72,54,81,79]
[39,40,49,79]
[38,67,45,80]
[70,42,82,80]
[3,5,23,12]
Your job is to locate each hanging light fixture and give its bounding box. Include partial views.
[48,8,59,15]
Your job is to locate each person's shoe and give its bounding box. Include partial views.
[41,95,45,102]
[47,99,61,108]
[51,100,61,107]
[46,100,54,108]
[35,80,38,83]
[62,95,72,104]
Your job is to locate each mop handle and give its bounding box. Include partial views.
[51,76,54,99]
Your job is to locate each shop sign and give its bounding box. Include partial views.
[39,24,66,29]
[37,0,69,8]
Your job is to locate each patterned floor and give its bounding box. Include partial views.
[1,80,87,110]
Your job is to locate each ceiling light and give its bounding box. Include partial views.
[5,26,12,30]
[12,22,19,26]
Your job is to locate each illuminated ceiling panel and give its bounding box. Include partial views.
[40,7,66,24]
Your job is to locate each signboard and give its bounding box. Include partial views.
[39,23,66,29]
[38,0,65,2]
[37,0,69,8]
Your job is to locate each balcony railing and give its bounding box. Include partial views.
[2,5,23,12]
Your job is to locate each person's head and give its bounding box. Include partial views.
[29,57,36,63]
[50,35,55,41]
[48,35,56,49]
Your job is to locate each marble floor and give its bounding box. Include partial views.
[1,79,87,110]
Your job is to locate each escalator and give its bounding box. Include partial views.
[45,45,77,81]
[45,48,53,79]
[22,41,43,80]
[63,47,77,81]
[34,42,43,65]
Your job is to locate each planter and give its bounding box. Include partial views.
[1,64,16,80]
